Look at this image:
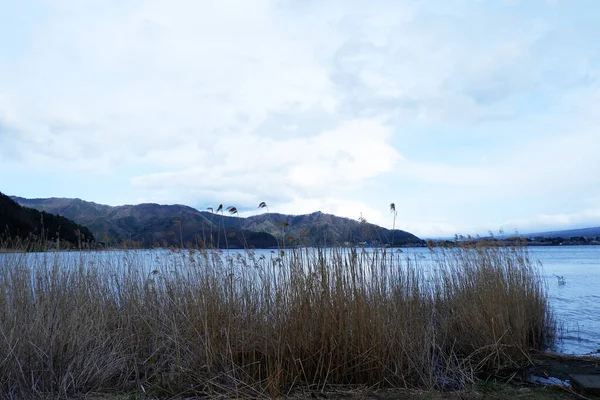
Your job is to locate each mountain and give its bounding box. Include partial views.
[11,196,423,248]
[0,192,94,248]
[243,211,421,247]
[524,226,600,239]
[11,196,277,249]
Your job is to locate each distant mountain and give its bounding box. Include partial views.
[11,196,277,249]
[1,192,94,248]
[11,196,423,248]
[524,226,600,239]
[243,211,421,247]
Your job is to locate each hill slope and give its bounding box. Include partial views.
[525,226,600,239]
[12,196,423,248]
[1,192,94,247]
[12,197,276,248]
[244,211,421,246]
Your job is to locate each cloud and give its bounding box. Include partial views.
[132,119,401,206]
[328,1,549,124]
[1,0,600,236]
[1,0,338,167]
[0,0,551,170]
[502,208,600,233]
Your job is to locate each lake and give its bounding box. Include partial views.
[1,245,598,356]
[527,246,600,355]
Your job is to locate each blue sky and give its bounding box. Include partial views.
[1,0,599,238]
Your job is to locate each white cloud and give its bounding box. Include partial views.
[132,119,401,206]
[1,0,339,168]
[502,208,600,233]
[1,0,600,236]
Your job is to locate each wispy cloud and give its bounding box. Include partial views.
[1,0,599,236]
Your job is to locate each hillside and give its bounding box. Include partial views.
[12,196,423,248]
[12,197,277,248]
[244,211,421,246]
[524,226,600,241]
[0,192,94,248]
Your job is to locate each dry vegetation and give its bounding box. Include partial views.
[0,243,554,398]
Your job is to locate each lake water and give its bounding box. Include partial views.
[527,246,600,356]
[1,245,598,356]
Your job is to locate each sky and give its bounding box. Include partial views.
[1,0,599,238]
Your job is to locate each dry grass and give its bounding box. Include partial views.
[0,243,554,398]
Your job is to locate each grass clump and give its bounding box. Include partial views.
[0,243,554,398]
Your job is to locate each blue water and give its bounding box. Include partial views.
[1,245,598,355]
[527,246,600,356]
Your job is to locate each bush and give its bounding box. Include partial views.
[0,243,554,398]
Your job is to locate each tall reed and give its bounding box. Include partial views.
[0,243,554,398]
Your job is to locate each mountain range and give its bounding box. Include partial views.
[524,226,600,239]
[11,196,423,248]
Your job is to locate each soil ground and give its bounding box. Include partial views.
[287,384,580,399]
[79,353,600,399]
